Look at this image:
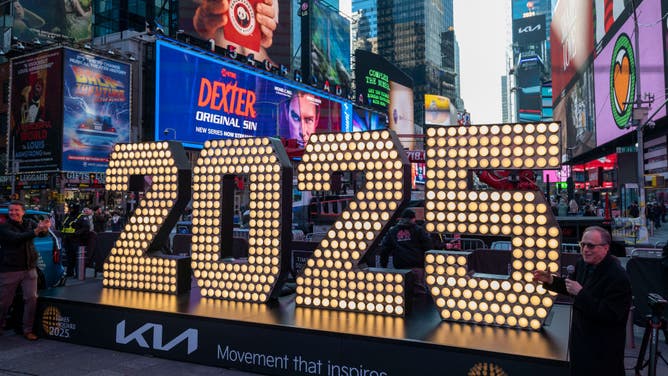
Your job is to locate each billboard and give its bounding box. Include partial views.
[307,0,351,91]
[594,0,666,146]
[12,0,91,43]
[424,94,452,126]
[389,81,414,149]
[62,49,132,172]
[512,14,546,45]
[553,63,596,159]
[594,0,629,46]
[550,0,594,104]
[10,49,63,172]
[348,107,387,132]
[178,0,293,69]
[155,40,346,149]
[354,49,413,113]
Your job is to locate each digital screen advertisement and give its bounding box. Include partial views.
[178,0,293,69]
[550,0,594,105]
[424,94,452,126]
[155,40,347,149]
[10,49,63,172]
[594,0,628,47]
[308,0,352,90]
[389,81,414,150]
[553,63,596,159]
[12,0,92,43]
[593,0,666,147]
[62,48,132,172]
[512,14,546,45]
[354,49,413,114]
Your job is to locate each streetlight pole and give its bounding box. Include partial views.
[631,0,650,243]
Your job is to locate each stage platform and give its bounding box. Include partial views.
[36,281,570,375]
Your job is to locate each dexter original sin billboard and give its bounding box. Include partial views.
[62,48,131,172]
[594,0,666,147]
[154,39,347,149]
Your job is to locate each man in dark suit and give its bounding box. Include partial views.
[533,226,631,375]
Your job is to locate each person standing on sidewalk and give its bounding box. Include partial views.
[0,200,51,340]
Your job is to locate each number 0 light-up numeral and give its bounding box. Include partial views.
[295,130,412,316]
[104,141,192,294]
[191,137,292,303]
[424,123,562,330]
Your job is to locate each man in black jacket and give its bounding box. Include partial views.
[379,209,433,295]
[0,200,51,340]
[533,226,631,376]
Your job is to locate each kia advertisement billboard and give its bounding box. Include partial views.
[178,0,293,69]
[10,49,63,172]
[62,49,132,172]
[12,0,91,43]
[512,14,546,45]
[553,63,596,159]
[306,0,351,91]
[594,0,666,147]
[155,40,347,149]
[551,0,594,104]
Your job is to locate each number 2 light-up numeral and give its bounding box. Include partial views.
[104,141,192,294]
[295,130,412,316]
[424,123,562,330]
[190,137,292,303]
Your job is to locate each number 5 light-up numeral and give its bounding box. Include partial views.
[295,130,412,316]
[424,123,562,330]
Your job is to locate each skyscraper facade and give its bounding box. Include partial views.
[376,0,456,130]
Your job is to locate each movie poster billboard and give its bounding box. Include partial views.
[155,40,346,149]
[553,63,596,159]
[62,48,131,172]
[12,0,92,43]
[178,0,293,69]
[306,1,351,91]
[594,0,666,147]
[424,94,452,126]
[10,49,63,172]
[550,0,594,104]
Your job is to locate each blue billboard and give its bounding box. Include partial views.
[155,40,350,148]
[62,49,131,172]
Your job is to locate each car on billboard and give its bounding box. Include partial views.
[0,206,66,289]
[75,114,119,147]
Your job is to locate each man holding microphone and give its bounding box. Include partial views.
[533,226,631,375]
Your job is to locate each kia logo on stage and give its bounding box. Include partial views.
[116,320,198,354]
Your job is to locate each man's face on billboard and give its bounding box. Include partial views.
[288,93,319,148]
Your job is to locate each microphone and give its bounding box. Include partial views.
[566,265,575,280]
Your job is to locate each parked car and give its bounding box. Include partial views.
[0,206,66,288]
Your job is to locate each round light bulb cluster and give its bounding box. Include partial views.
[103,141,184,294]
[294,130,411,316]
[191,137,289,303]
[423,123,561,330]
